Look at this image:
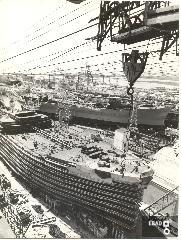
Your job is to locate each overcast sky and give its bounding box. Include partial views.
[0,0,179,88]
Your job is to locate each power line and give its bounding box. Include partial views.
[5,60,178,82]
[5,36,177,74]
[0,3,65,53]
[24,41,117,71]
[0,0,94,53]
[0,23,98,64]
[0,2,145,61]
[3,39,118,73]
[23,41,93,68]
[45,47,178,75]
[3,38,178,75]
[24,5,98,44]
[10,50,176,77]
[2,9,98,70]
[60,58,176,72]
[25,37,164,71]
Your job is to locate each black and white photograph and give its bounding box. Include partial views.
[0,0,179,238]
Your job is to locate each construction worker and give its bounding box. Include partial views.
[120,164,125,177]
[34,140,38,148]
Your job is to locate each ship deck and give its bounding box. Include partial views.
[7,125,153,182]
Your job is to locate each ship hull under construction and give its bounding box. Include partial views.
[70,106,170,126]
[39,102,170,127]
[0,133,151,238]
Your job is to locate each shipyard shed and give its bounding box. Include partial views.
[149,141,179,189]
[143,141,179,216]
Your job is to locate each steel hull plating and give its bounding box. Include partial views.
[71,106,170,126]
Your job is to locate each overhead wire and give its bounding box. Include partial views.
[0,0,94,53]
[11,49,177,77]
[47,44,178,75]
[5,36,177,75]
[20,41,94,70]
[25,5,99,44]
[41,62,176,82]
[0,1,146,63]
[26,40,118,71]
[3,7,100,71]
[24,36,166,71]
[0,23,98,64]
[19,41,95,72]
[0,2,160,64]
[0,2,65,54]
[1,1,178,80]
[3,39,117,73]
[3,38,177,75]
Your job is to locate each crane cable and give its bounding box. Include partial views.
[123,37,160,158]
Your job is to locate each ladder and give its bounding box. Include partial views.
[143,186,179,216]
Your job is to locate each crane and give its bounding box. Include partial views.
[96,1,179,60]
